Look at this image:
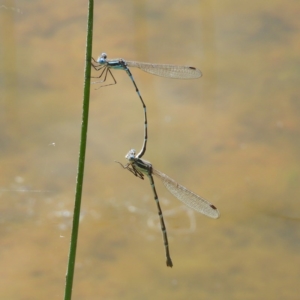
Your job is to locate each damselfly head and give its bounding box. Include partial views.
[97,52,107,64]
[125,149,136,161]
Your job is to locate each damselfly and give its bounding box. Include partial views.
[92,53,202,159]
[116,149,220,267]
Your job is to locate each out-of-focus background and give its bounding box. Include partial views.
[1,0,300,299]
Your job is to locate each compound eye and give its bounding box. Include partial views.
[125,149,136,160]
[98,53,107,63]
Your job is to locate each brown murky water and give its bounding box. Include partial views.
[1,0,300,299]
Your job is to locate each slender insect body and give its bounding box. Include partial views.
[116,149,220,267]
[91,53,202,160]
[92,55,148,159]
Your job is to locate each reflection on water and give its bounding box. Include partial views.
[1,0,300,299]
[0,4,23,14]
[111,197,197,235]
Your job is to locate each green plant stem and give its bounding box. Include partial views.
[64,0,94,299]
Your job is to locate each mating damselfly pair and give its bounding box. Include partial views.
[92,53,220,267]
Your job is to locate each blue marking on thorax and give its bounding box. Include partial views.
[98,59,127,70]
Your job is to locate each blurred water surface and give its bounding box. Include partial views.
[0,0,300,299]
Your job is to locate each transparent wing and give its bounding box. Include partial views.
[152,168,220,219]
[125,61,202,79]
